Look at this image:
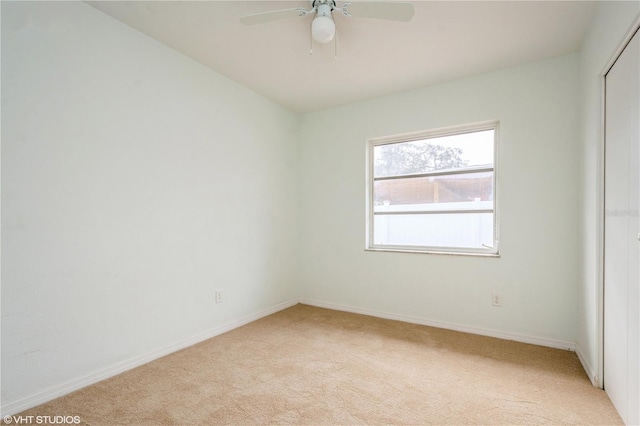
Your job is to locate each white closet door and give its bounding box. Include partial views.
[604,28,639,426]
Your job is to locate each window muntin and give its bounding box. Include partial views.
[367,123,498,255]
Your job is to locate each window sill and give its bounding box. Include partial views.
[365,247,500,257]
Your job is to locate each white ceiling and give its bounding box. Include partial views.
[87,1,596,113]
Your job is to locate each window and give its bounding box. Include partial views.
[366,122,498,255]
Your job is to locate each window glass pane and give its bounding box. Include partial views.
[374,129,494,177]
[374,172,493,212]
[373,213,494,249]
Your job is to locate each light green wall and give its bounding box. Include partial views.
[2,0,298,410]
[297,54,580,344]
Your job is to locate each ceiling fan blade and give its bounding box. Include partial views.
[342,2,415,22]
[240,8,307,25]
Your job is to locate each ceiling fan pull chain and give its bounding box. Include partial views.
[309,24,313,55]
[334,27,338,60]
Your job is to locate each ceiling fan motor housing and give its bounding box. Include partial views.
[312,0,337,12]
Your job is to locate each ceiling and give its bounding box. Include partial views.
[87,1,596,113]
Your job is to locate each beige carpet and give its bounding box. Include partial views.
[15,304,621,425]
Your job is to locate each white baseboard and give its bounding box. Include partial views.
[575,344,599,387]
[299,298,576,352]
[1,298,298,417]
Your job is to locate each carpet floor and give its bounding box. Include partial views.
[16,304,621,425]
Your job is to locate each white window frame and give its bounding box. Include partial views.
[365,121,500,256]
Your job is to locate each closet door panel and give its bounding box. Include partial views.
[604,28,639,425]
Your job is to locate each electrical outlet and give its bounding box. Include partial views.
[491,293,502,307]
[215,290,223,304]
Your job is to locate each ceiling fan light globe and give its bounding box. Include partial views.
[311,15,335,43]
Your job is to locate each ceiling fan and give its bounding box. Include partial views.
[240,0,414,46]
